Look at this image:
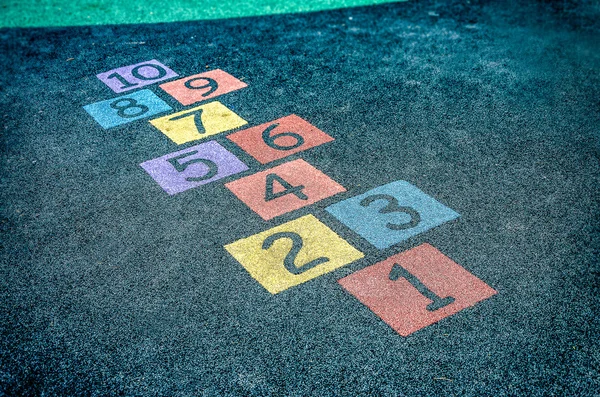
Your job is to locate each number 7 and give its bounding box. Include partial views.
[169,108,205,134]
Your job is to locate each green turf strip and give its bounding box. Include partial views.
[0,0,405,28]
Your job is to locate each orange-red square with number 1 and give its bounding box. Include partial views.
[338,243,497,336]
[225,159,345,220]
[159,69,248,106]
[226,115,334,164]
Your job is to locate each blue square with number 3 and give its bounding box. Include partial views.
[325,180,460,249]
[83,89,172,129]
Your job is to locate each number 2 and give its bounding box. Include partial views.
[262,232,329,275]
[360,194,420,230]
[389,263,455,311]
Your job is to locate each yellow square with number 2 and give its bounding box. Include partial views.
[150,101,247,145]
[224,214,364,294]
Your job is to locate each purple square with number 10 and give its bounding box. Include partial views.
[140,141,249,195]
[97,60,178,93]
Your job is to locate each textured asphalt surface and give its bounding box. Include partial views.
[1,1,599,395]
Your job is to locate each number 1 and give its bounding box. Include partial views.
[106,72,138,90]
[389,263,455,311]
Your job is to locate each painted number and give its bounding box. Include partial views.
[389,263,454,311]
[149,101,247,145]
[168,107,205,135]
[160,69,247,106]
[225,159,345,221]
[262,123,305,150]
[184,77,219,97]
[360,194,420,230]
[262,232,329,275]
[326,181,460,249]
[140,141,248,195]
[106,72,138,90]
[167,150,218,182]
[338,243,497,336]
[109,98,149,118]
[83,89,172,129]
[224,214,364,294]
[265,173,308,201]
[227,115,334,164]
[97,60,177,93]
[106,63,168,90]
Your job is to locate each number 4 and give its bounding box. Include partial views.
[265,174,308,201]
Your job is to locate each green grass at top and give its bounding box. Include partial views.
[0,0,405,28]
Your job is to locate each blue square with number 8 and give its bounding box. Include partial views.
[325,181,460,249]
[83,89,172,129]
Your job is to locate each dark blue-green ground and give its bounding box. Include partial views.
[1,1,599,395]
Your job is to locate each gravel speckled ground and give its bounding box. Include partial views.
[1,1,599,395]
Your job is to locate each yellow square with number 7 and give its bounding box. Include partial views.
[149,101,247,145]
[224,214,364,294]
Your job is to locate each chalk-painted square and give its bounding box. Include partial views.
[97,60,178,93]
[160,69,248,106]
[150,101,247,145]
[227,114,334,164]
[225,159,345,221]
[325,181,459,249]
[83,89,172,129]
[338,243,497,336]
[140,141,248,195]
[225,214,364,294]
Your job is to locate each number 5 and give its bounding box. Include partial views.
[167,151,219,182]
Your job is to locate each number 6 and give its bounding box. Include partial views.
[262,123,305,150]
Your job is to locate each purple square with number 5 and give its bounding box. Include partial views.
[140,141,249,195]
[97,60,178,93]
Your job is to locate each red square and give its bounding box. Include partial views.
[338,244,497,336]
[226,115,334,164]
[159,69,247,106]
[224,159,345,220]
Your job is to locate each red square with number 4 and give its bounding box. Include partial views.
[338,244,497,336]
[225,159,345,220]
[226,115,334,164]
[159,69,248,106]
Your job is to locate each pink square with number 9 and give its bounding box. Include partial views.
[159,69,248,106]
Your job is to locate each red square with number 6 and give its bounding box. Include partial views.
[226,115,334,164]
[225,159,345,220]
[338,244,497,336]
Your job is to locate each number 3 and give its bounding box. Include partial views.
[360,194,420,230]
